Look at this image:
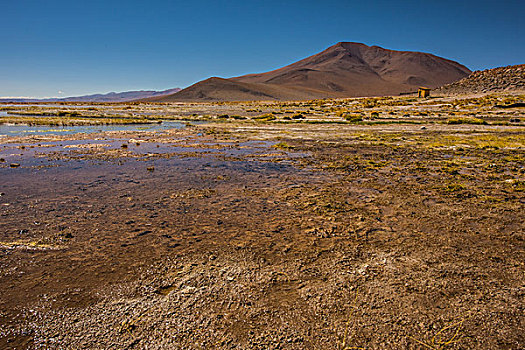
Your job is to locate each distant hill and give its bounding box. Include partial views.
[0,88,181,103]
[160,77,332,102]
[437,64,525,95]
[147,42,471,102]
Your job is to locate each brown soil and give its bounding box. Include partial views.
[0,97,523,349]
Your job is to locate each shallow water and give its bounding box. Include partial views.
[0,121,190,137]
[0,104,99,109]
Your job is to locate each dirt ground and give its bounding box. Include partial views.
[0,97,524,349]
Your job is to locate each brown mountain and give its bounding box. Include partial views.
[148,42,471,102]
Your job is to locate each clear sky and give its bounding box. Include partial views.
[1,0,523,98]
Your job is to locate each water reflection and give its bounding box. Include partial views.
[0,121,189,137]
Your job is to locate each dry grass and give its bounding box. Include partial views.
[0,240,62,250]
[408,315,470,350]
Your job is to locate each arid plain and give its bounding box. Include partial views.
[0,92,524,349]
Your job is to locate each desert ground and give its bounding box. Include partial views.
[0,93,524,349]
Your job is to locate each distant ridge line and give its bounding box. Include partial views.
[0,88,181,103]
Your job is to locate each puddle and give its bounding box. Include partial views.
[0,137,298,170]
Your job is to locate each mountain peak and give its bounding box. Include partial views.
[150,43,471,102]
[333,41,368,47]
[326,42,369,53]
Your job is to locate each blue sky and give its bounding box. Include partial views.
[1,0,523,98]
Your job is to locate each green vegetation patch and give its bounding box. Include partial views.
[273,141,295,150]
[252,114,277,122]
[446,117,487,125]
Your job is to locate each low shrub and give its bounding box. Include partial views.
[447,117,487,125]
[340,113,363,122]
[252,114,276,122]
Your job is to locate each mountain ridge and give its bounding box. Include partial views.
[0,88,181,103]
[147,42,471,102]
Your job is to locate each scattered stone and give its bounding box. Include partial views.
[439,64,525,94]
[136,230,152,237]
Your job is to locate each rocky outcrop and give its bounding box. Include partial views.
[438,64,525,95]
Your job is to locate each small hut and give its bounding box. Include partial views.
[418,87,431,98]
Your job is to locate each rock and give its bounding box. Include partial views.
[10,163,20,168]
[181,286,196,294]
[136,230,152,237]
[439,64,525,94]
